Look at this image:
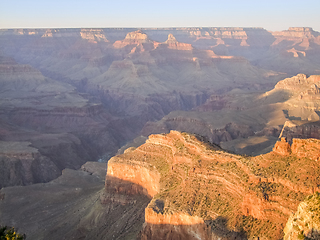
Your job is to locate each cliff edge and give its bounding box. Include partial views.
[105,131,320,239]
[284,192,320,240]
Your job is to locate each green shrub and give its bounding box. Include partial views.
[0,226,25,240]
[297,231,305,240]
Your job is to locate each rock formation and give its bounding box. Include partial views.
[279,120,320,143]
[273,137,291,155]
[284,192,320,240]
[0,27,319,194]
[105,131,320,239]
[0,161,150,240]
[140,73,320,156]
[0,141,60,188]
[1,26,320,239]
[0,55,129,187]
[113,30,154,49]
[163,33,193,50]
[80,29,109,43]
[1,131,320,239]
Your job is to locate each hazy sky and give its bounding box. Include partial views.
[1,0,320,31]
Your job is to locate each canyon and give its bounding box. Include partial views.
[1,131,320,239]
[1,27,320,239]
[142,74,320,156]
[0,27,319,182]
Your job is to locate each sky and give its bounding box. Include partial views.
[1,0,320,32]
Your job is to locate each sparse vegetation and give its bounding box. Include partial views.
[112,131,320,239]
[0,226,25,240]
[305,192,320,225]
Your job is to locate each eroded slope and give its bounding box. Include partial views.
[141,74,320,156]
[106,131,320,239]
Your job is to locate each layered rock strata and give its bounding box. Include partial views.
[284,192,320,240]
[105,131,320,239]
[0,141,60,188]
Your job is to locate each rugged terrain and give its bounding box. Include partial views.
[0,56,129,187]
[2,132,320,239]
[284,192,320,240]
[0,27,319,168]
[0,162,151,240]
[106,131,320,239]
[1,27,320,238]
[142,74,320,155]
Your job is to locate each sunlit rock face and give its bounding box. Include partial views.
[141,209,212,240]
[284,192,320,240]
[163,33,194,50]
[273,137,291,156]
[80,29,109,43]
[140,73,320,156]
[113,30,153,48]
[104,131,320,239]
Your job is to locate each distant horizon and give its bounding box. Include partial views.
[0,26,318,33]
[1,0,320,32]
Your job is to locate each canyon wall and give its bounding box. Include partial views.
[104,131,320,239]
[0,142,60,188]
[284,192,320,240]
[0,27,320,188]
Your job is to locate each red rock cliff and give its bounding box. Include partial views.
[105,131,320,239]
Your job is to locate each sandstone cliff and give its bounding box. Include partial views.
[105,131,320,239]
[0,161,150,240]
[0,141,60,188]
[141,73,320,156]
[265,74,320,122]
[113,30,154,49]
[163,33,193,50]
[284,192,320,240]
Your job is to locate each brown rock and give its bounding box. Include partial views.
[104,131,320,239]
[273,137,291,155]
[113,30,154,48]
[163,33,193,50]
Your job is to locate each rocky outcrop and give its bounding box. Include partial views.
[0,27,320,238]
[0,141,60,188]
[0,28,319,166]
[0,162,150,240]
[104,131,320,239]
[0,57,129,187]
[279,120,320,143]
[141,208,212,240]
[41,29,80,38]
[274,74,319,91]
[284,192,320,240]
[142,117,255,146]
[291,138,320,161]
[263,74,320,122]
[273,137,291,155]
[0,63,42,75]
[80,29,109,43]
[163,34,193,50]
[113,30,155,48]
[106,157,160,198]
[272,27,319,40]
[0,28,288,165]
